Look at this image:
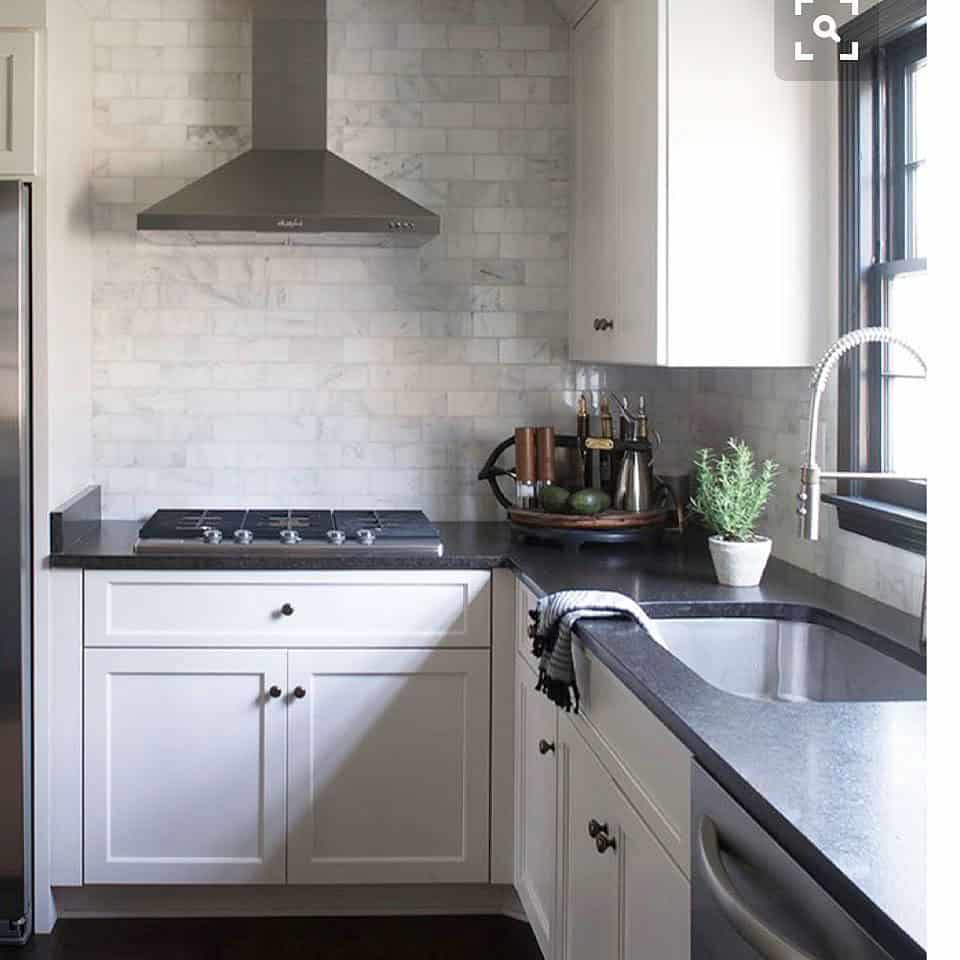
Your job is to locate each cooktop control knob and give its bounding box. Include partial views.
[326,529,346,545]
[233,528,254,545]
[280,529,302,545]
[202,527,223,545]
[356,528,377,546]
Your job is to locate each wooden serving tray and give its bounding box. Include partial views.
[509,507,672,530]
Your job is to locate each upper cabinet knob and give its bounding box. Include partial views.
[293,686,307,699]
[281,603,295,617]
[268,685,282,699]
[538,739,556,755]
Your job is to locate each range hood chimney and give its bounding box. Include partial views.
[137,0,441,247]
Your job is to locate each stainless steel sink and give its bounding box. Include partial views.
[650,618,925,703]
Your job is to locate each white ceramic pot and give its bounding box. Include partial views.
[708,535,772,587]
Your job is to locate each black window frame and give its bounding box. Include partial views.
[832,0,927,554]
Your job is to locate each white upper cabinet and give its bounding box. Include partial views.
[0,31,37,177]
[571,0,833,367]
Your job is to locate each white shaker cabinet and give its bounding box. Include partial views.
[287,648,491,885]
[0,30,37,176]
[558,712,690,960]
[514,657,559,958]
[570,0,832,366]
[570,0,619,365]
[83,648,288,884]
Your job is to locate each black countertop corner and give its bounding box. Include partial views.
[49,519,925,958]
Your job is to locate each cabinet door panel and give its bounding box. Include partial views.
[619,782,691,959]
[558,714,619,960]
[288,648,490,884]
[571,0,618,363]
[84,649,287,884]
[515,659,558,958]
[0,31,36,176]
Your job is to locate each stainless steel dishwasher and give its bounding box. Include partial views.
[692,764,895,959]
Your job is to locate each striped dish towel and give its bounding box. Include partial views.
[528,590,659,712]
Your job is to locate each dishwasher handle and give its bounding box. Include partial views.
[697,816,821,960]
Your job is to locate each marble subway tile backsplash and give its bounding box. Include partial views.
[91,0,582,521]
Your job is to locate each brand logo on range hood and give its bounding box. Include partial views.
[277,217,304,229]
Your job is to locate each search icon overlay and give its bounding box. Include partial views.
[775,0,872,81]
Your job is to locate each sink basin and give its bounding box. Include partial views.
[649,618,925,703]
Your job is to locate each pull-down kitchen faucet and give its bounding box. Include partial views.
[797,327,927,540]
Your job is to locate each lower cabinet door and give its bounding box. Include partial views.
[83,648,288,884]
[558,713,690,960]
[558,714,620,960]
[287,648,491,883]
[515,657,558,959]
[618,771,691,960]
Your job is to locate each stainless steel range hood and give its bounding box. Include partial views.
[137,0,440,247]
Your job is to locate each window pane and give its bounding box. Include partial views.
[908,162,924,258]
[906,58,926,256]
[885,376,926,477]
[909,60,926,163]
[884,269,928,477]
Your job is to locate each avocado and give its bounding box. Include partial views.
[540,485,571,513]
[568,488,612,515]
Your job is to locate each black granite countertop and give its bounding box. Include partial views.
[49,519,925,958]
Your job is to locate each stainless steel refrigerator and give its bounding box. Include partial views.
[0,180,32,945]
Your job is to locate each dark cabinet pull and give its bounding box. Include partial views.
[588,819,608,839]
[281,603,295,617]
[268,685,282,699]
[593,317,614,332]
[538,739,556,755]
[293,686,307,699]
[595,833,617,854]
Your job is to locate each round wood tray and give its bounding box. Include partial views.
[509,507,672,530]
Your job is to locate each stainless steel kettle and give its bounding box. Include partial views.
[611,395,660,512]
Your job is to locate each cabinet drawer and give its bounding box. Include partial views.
[0,30,37,176]
[573,639,691,875]
[84,570,491,649]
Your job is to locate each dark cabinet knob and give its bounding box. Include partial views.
[281,603,295,617]
[588,818,608,839]
[268,685,282,699]
[595,833,617,854]
[593,317,614,332]
[293,686,307,699]
[538,739,556,755]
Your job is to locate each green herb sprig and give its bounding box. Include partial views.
[690,438,778,542]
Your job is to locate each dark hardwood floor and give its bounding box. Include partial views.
[0,916,543,959]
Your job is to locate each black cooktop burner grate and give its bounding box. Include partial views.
[138,509,439,542]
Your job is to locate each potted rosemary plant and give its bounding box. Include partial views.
[690,439,779,587]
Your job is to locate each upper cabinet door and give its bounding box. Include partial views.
[569,0,831,367]
[83,648,288,884]
[0,31,37,177]
[287,648,491,884]
[571,0,619,363]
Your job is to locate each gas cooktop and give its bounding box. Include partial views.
[134,509,443,557]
